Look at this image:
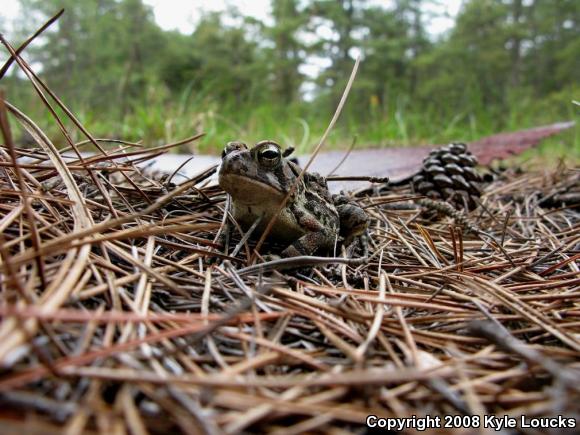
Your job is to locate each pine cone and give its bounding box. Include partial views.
[412,142,483,210]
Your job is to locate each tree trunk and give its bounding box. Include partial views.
[509,0,523,88]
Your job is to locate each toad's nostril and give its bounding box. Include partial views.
[221,155,246,173]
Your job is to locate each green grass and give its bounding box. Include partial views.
[7,84,579,163]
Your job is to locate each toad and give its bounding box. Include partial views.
[218,140,368,257]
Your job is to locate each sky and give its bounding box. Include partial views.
[1,0,462,36]
[139,0,462,35]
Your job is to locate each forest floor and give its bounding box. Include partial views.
[0,126,578,433]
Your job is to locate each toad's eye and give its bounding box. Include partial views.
[258,144,281,166]
[260,147,280,160]
[222,141,248,158]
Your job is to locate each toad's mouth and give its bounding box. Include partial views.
[218,172,285,205]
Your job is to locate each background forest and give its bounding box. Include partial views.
[1,0,578,155]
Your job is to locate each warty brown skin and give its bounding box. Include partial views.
[218,140,368,257]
